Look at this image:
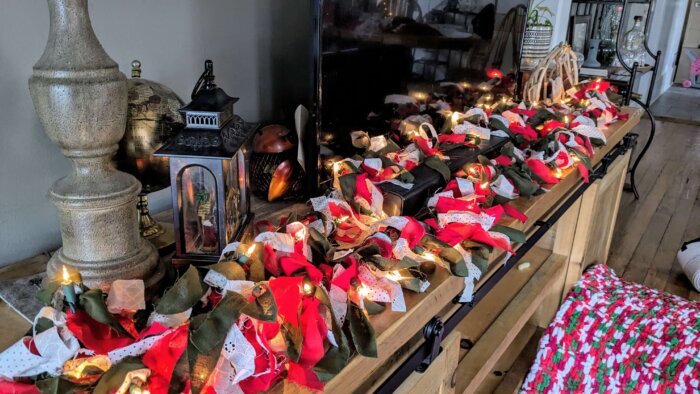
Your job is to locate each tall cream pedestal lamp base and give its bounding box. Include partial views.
[29,0,162,290]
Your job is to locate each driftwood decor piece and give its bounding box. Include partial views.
[523,43,580,103]
[29,0,161,290]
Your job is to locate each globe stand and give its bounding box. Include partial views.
[137,193,175,255]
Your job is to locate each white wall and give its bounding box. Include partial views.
[0,0,312,266]
[543,0,573,49]
[636,0,688,102]
[674,0,700,84]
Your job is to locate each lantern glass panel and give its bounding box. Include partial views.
[222,156,241,244]
[179,165,219,255]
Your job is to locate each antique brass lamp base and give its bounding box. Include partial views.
[137,193,175,255]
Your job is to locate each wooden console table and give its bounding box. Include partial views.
[0,109,641,393]
[322,107,641,394]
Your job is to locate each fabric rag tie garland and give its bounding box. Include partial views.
[0,80,629,394]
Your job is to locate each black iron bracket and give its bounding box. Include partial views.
[623,133,638,152]
[415,317,445,373]
[375,138,634,394]
[534,220,550,228]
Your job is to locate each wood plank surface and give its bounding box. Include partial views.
[492,327,544,394]
[473,323,537,394]
[454,247,552,350]
[609,120,700,300]
[577,151,631,270]
[395,331,461,394]
[455,253,567,393]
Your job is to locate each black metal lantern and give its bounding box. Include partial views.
[155,60,257,266]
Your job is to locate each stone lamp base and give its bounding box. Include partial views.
[30,0,163,291]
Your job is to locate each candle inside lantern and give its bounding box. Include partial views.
[61,265,77,313]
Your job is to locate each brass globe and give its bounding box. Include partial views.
[115,60,184,253]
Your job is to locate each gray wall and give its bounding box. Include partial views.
[0,0,312,266]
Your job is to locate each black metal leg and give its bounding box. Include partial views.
[626,97,656,200]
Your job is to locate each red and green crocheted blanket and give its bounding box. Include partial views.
[521,264,700,393]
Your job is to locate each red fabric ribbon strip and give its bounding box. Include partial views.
[142,325,189,394]
[525,159,559,184]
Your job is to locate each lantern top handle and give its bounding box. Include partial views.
[191,59,217,99]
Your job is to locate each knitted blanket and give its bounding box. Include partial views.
[521,265,700,393]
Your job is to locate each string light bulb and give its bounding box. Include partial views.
[358,284,371,299]
[554,168,564,179]
[422,252,437,262]
[333,161,341,175]
[246,244,256,256]
[302,281,314,295]
[412,92,427,101]
[451,111,461,125]
[386,270,403,282]
[294,227,306,242]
